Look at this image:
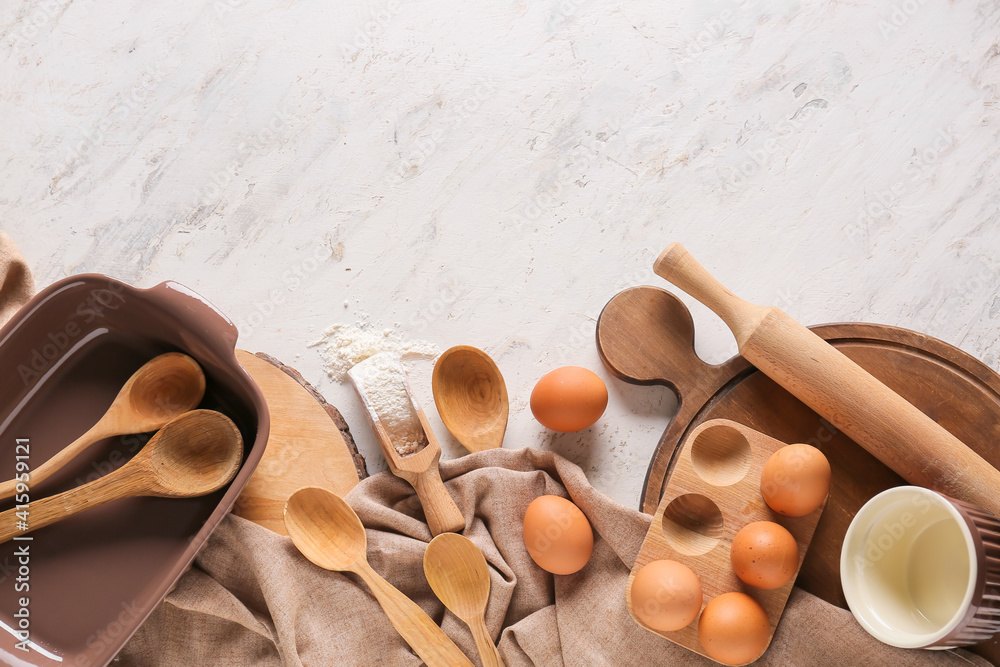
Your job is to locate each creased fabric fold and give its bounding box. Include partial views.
[0,231,34,327]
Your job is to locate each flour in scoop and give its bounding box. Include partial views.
[349,352,428,456]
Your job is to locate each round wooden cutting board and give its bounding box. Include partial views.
[233,350,368,535]
[596,286,1000,663]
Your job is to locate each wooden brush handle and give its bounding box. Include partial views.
[410,467,466,536]
[353,559,474,667]
[654,243,1000,518]
[0,472,131,543]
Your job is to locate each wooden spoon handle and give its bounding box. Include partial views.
[469,616,505,667]
[0,471,131,543]
[411,467,465,536]
[353,559,473,667]
[401,386,465,536]
[0,422,114,501]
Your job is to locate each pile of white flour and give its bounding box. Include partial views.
[309,322,439,381]
[310,322,439,456]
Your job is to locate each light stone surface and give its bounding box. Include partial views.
[2,0,999,509]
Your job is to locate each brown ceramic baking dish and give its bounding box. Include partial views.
[0,275,269,666]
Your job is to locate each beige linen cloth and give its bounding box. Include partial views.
[0,232,991,666]
[0,232,34,325]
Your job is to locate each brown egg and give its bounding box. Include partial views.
[730,521,799,590]
[631,560,703,632]
[530,366,608,432]
[522,495,594,575]
[760,444,831,517]
[698,592,771,665]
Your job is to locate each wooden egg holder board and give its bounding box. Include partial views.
[626,418,826,664]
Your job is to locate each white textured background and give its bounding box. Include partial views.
[2,0,998,508]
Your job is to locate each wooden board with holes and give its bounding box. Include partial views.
[233,350,367,535]
[596,286,1000,663]
[626,419,825,663]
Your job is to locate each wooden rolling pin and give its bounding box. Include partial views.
[654,243,1000,519]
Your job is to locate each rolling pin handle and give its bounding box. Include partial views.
[654,243,768,345]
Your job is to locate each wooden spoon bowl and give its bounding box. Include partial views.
[145,410,245,497]
[124,352,207,426]
[424,533,505,667]
[424,532,491,619]
[433,346,508,452]
[284,487,474,666]
[284,485,366,570]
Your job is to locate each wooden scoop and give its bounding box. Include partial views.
[424,533,505,667]
[654,243,1000,519]
[349,353,465,536]
[284,487,473,667]
[0,409,242,543]
[433,345,508,452]
[0,352,206,500]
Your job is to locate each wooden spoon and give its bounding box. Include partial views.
[0,409,242,543]
[432,346,508,452]
[283,486,473,667]
[0,352,206,500]
[424,533,505,667]
[349,353,465,536]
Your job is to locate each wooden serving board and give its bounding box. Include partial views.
[597,286,1000,663]
[233,350,368,535]
[627,419,825,663]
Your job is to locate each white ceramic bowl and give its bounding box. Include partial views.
[841,486,1000,649]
